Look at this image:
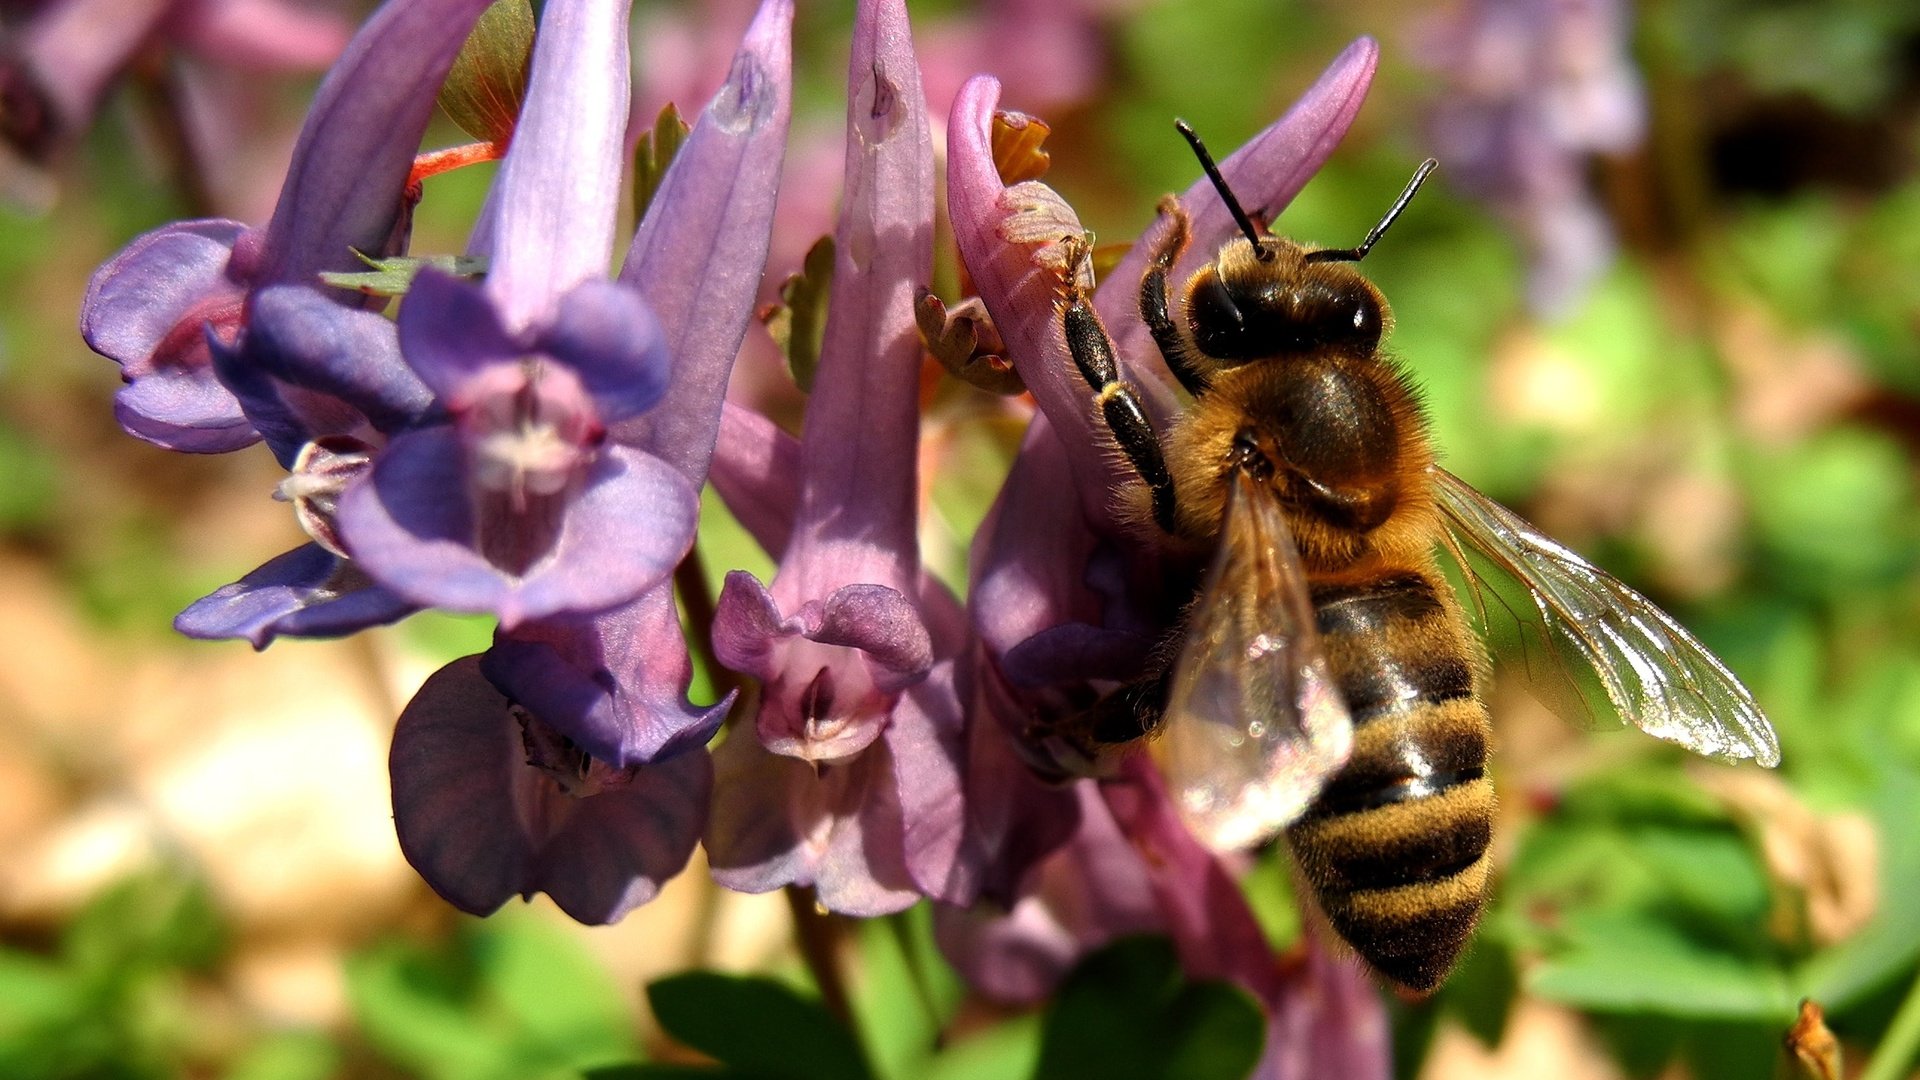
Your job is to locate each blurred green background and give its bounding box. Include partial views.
[1,0,1917,1076]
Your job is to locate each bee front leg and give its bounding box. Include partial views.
[1140,196,1210,397]
[1059,235,1178,534]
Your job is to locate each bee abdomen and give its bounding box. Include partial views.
[1288,572,1494,993]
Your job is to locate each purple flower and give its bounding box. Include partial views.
[698,0,976,915]
[1416,0,1646,314]
[80,0,496,454]
[390,656,711,923]
[335,0,697,628]
[476,0,794,769]
[1103,759,1389,1080]
[384,0,725,920]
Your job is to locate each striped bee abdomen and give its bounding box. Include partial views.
[1287,570,1494,993]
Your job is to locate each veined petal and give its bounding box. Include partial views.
[81,219,256,452]
[395,268,522,404]
[779,0,932,597]
[173,542,416,649]
[483,0,631,328]
[933,782,1161,1003]
[616,0,793,479]
[705,726,921,916]
[390,656,712,923]
[339,432,698,626]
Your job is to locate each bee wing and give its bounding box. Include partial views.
[1431,467,1779,767]
[1155,473,1354,851]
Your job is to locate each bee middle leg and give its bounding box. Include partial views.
[1059,235,1178,534]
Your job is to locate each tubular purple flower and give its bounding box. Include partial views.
[80,0,497,453]
[1103,759,1389,1080]
[337,0,698,628]
[698,0,975,913]
[934,781,1162,1003]
[480,0,794,768]
[710,0,935,763]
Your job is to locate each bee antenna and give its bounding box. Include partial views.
[1175,119,1273,262]
[1303,159,1438,264]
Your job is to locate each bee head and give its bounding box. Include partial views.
[1185,242,1385,360]
[1170,120,1434,365]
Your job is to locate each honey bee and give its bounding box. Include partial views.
[1054,121,1780,992]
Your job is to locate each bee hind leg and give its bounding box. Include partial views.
[1059,235,1178,534]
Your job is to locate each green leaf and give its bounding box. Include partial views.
[345,934,517,1080]
[1527,910,1798,1022]
[318,252,488,297]
[1797,766,1920,1009]
[647,972,873,1080]
[62,867,226,975]
[763,237,834,393]
[439,0,533,145]
[922,1016,1041,1080]
[222,1032,342,1080]
[471,913,635,1067]
[1031,937,1264,1080]
[633,104,692,222]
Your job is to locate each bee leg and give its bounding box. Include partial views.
[1060,235,1178,534]
[1140,196,1210,396]
[1084,670,1171,744]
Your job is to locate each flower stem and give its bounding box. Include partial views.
[674,543,737,697]
[784,885,855,1027]
[1859,968,1920,1080]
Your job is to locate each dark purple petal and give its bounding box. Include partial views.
[536,744,712,924]
[228,284,433,464]
[482,0,630,327]
[81,219,257,452]
[112,366,260,454]
[615,0,792,480]
[485,587,736,766]
[258,0,501,287]
[395,268,520,404]
[173,542,417,648]
[389,657,535,915]
[390,655,713,923]
[537,280,670,422]
[340,432,698,626]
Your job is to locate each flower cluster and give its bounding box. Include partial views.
[81,0,1392,1072]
